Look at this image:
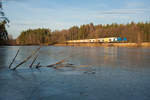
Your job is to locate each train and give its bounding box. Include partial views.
[67,37,127,43]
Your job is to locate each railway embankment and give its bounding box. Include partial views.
[54,42,150,47]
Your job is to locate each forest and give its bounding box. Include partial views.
[16,22,150,45]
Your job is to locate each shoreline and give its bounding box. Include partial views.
[54,42,150,47]
[1,42,150,47]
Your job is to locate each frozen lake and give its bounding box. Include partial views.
[0,46,150,100]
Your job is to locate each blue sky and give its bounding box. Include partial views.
[2,0,150,38]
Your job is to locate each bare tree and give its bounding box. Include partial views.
[0,0,9,42]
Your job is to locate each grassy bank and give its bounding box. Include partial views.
[54,42,150,47]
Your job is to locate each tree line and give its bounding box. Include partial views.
[16,22,150,45]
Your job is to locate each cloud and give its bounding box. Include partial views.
[99,9,150,15]
[2,0,27,2]
[125,2,147,9]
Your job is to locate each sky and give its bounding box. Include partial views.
[2,0,150,38]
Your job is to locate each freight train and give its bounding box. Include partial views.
[67,37,127,43]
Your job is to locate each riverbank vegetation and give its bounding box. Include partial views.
[16,22,150,45]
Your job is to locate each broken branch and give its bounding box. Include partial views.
[29,54,39,68]
[46,59,66,68]
[9,48,20,69]
[12,47,41,70]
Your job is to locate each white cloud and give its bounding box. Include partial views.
[126,2,146,9]
[98,9,150,15]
